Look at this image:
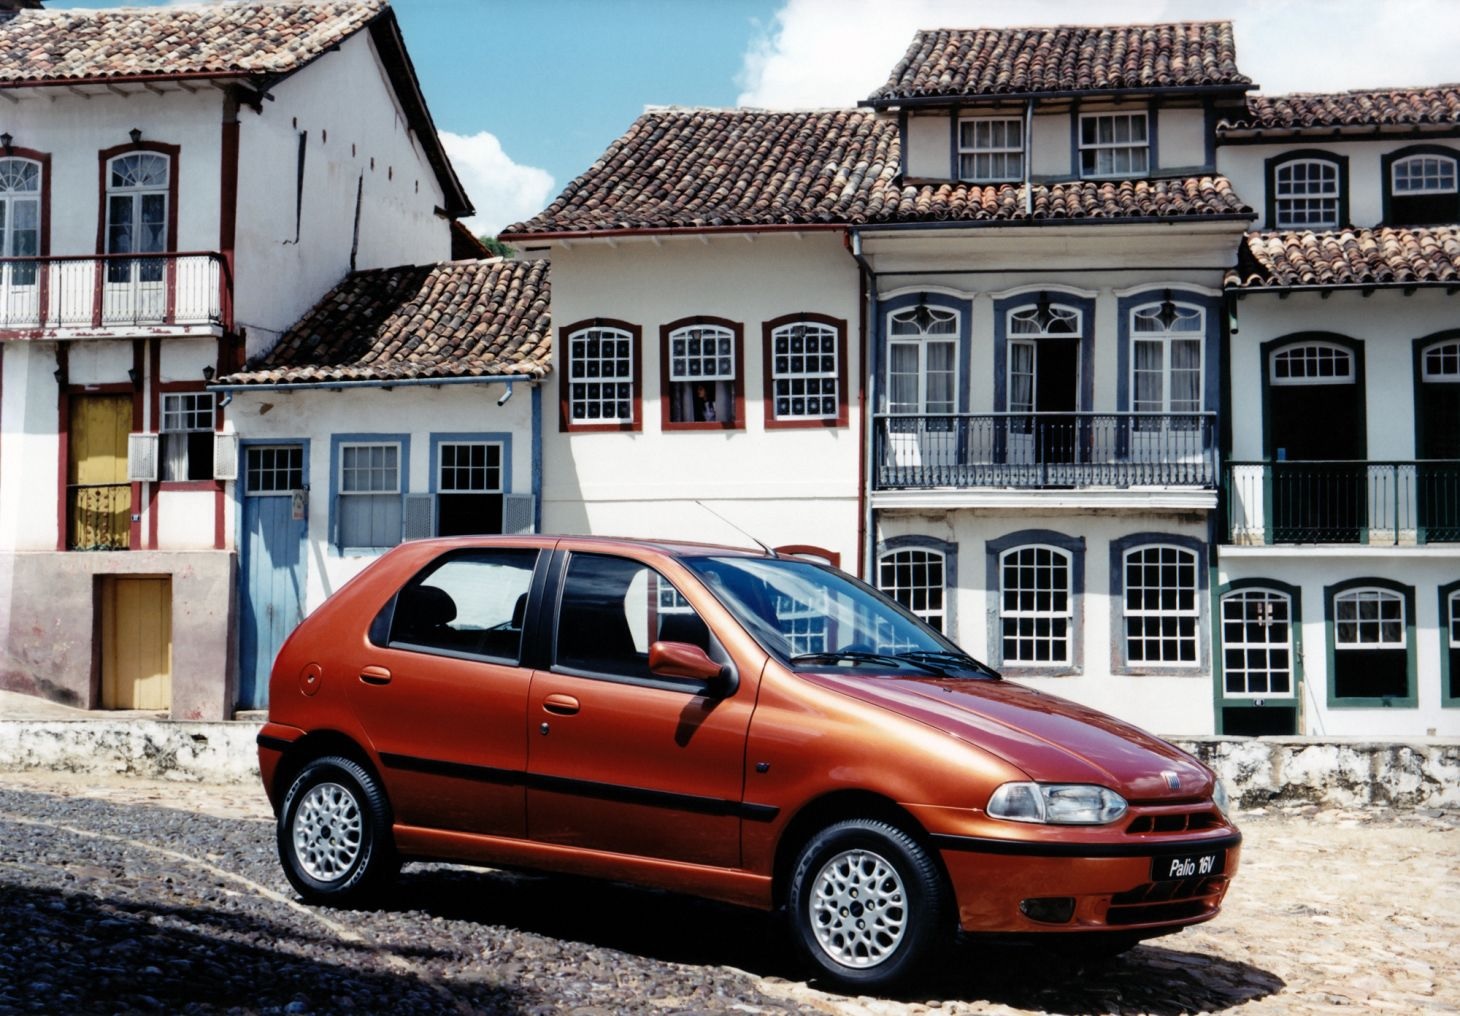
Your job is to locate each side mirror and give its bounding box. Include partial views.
[649,641,736,697]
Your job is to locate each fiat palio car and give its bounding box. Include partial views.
[258,536,1239,990]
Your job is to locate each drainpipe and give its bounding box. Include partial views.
[847,228,878,582]
[1024,98,1035,216]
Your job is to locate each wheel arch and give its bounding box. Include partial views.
[270,730,386,815]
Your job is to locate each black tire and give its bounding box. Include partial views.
[277,755,397,905]
[787,818,948,991]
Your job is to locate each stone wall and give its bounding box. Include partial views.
[0,722,1457,811]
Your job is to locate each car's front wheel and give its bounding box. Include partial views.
[787,818,948,991]
[278,755,397,904]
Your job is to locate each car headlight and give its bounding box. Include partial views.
[986,782,1128,825]
[1211,776,1231,817]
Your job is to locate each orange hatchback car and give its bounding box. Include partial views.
[258,535,1240,990]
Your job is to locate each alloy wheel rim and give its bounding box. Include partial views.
[293,781,364,883]
[808,847,908,968]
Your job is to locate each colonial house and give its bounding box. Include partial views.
[0,0,468,718]
[1216,88,1460,736]
[210,256,549,709]
[502,23,1260,735]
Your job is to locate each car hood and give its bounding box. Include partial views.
[803,672,1211,801]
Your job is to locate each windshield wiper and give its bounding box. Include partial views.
[895,650,1000,679]
[790,651,945,675]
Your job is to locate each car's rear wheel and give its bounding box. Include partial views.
[787,818,948,991]
[278,755,397,904]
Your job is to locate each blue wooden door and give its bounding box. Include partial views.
[239,443,308,710]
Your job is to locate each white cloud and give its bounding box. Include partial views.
[439,130,555,238]
[738,0,1460,109]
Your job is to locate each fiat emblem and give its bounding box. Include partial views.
[1162,770,1181,790]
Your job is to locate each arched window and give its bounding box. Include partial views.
[1269,342,1355,385]
[1006,302,1081,416]
[1272,157,1342,228]
[1219,587,1295,698]
[0,156,41,286]
[564,322,637,426]
[887,304,958,418]
[1328,584,1412,703]
[1387,149,1458,225]
[765,316,844,424]
[877,543,949,633]
[1422,338,1460,382]
[662,319,739,427]
[106,151,170,283]
[1130,300,1204,419]
[1121,543,1200,666]
[998,544,1071,665]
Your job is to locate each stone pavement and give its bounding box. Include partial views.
[1,770,1455,1015]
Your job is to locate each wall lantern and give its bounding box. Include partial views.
[129,127,143,145]
[0,132,11,153]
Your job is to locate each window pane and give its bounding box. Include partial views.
[389,549,537,660]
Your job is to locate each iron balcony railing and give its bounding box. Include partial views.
[0,252,228,330]
[1225,461,1460,545]
[67,482,131,551]
[874,412,1218,490]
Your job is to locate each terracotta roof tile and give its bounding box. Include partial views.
[1220,85,1460,132]
[0,0,386,85]
[502,108,1252,236]
[1227,226,1460,290]
[868,22,1249,103]
[221,258,551,385]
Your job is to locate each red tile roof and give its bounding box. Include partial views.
[868,22,1249,104]
[501,108,1252,237]
[1227,227,1460,290]
[222,259,551,385]
[1220,86,1460,132]
[0,1,387,85]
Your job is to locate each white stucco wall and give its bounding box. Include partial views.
[536,234,864,568]
[1158,107,1209,170]
[233,30,452,358]
[224,381,535,611]
[904,113,947,179]
[0,344,62,549]
[1218,138,1460,229]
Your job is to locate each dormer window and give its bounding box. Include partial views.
[1078,112,1148,179]
[958,118,1023,183]
[1271,156,1342,229]
[1385,148,1458,226]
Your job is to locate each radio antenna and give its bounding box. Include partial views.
[694,500,776,557]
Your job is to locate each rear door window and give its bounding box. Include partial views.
[382,548,538,662]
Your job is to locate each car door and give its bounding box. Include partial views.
[346,545,547,838]
[525,550,755,869]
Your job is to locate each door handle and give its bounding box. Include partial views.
[359,666,392,686]
[542,693,580,715]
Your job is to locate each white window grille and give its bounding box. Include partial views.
[1334,588,1405,649]
[888,305,958,418]
[1079,113,1149,178]
[771,321,839,420]
[338,442,402,549]
[1392,154,1457,194]
[160,392,215,481]
[1269,343,1355,385]
[958,118,1023,182]
[567,326,634,424]
[106,152,170,284]
[877,548,946,633]
[999,545,1071,665]
[1131,302,1204,417]
[1220,589,1294,698]
[667,323,735,424]
[1123,545,1199,666]
[0,157,41,288]
[1274,158,1340,228]
[1422,339,1460,381]
[245,445,303,494]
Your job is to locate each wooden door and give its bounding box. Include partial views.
[101,576,171,710]
[238,444,308,709]
[68,394,132,550]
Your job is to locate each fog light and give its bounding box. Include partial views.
[1019,897,1076,924]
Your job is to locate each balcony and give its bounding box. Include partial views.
[1225,461,1460,545]
[873,413,1218,491]
[67,482,131,551]
[0,253,227,335]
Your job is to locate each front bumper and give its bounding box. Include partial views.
[933,830,1242,935]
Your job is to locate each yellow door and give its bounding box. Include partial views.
[101,577,172,711]
[69,394,132,550]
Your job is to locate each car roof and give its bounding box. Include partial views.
[401,533,776,561]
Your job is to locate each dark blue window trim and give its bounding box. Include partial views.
[985,529,1085,676]
[1115,289,1223,415]
[1109,531,1209,676]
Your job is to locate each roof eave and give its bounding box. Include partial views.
[498,223,850,243]
[861,81,1255,110]
[1228,280,1460,294]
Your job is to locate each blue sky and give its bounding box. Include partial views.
[47,0,1460,234]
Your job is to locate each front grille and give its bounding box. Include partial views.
[1106,876,1226,926]
[1125,810,1221,835]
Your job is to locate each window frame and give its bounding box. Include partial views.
[1078,111,1150,180]
[157,388,217,485]
[330,433,409,553]
[1128,300,1206,417]
[875,535,957,637]
[985,530,1084,675]
[957,116,1025,183]
[1382,145,1460,226]
[1268,340,1356,386]
[659,316,745,431]
[97,141,180,280]
[885,303,961,418]
[429,432,511,537]
[762,312,849,429]
[0,152,48,288]
[558,317,643,433]
[1217,583,1299,701]
[1265,150,1348,230]
[1110,533,1207,675]
[1324,578,1417,708]
[1441,580,1460,709]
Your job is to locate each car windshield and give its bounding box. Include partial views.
[683,555,997,679]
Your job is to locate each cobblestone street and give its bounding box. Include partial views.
[0,771,1455,1015]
